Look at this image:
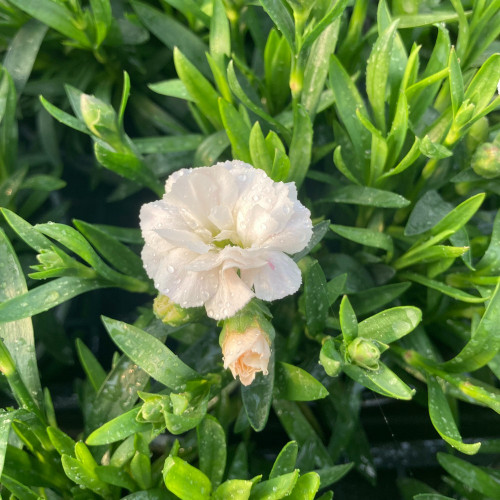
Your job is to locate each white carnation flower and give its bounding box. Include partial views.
[140,160,313,320]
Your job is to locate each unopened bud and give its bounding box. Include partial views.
[220,301,274,386]
[347,337,381,371]
[153,295,202,327]
[472,142,500,179]
[319,338,342,377]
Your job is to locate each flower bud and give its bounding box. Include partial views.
[220,303,274,386]
[472,142,500,179]
[466,117,489,154]
[153,295,202,327]
[347,337,381,371]
[319,338,342,377]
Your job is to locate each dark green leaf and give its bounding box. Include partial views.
[197,415,226,488]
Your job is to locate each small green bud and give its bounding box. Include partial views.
[153,295,202,327]
[80,94,121,145]
[347,337,381,371]
[454,100,475,128]
[137,394,169,423]
[472,142,500,179]
[466,117,489,153]
[319,338,342,377]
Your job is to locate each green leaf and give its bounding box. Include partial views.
[302,19,339,118]
[395,11,464,28]
[250,122,273,176]
[227,61,289,139]
[427,376,481,455]
[0,208,56,253]
[448,47,464,118]
[39,96,90,135]
[249,470,299,500]
[326,273,347,307]
[264,29,292,114]
[0,230,43,406]
[0,411,13,477]
[430,192,485,239]
[197,415,226,488]
[61,454,111,498]
[440,282,500,372]
[343,362,415,400]
[242,349,274,432]
[3,19,47,95]
[102,316,199,390]
[0,474,41,500]
[293,220,330,262]
[73,219,147,281]
[148,79,194,101]
[163,456,212,500]
[366,20,399,132]
[437,453,500,498]
[419,135,453,160]
[273,400,332,468]
[477,209,500,274]
[174,48,222,129]
[194,130,230,166]
[315,463,354,488]
[7,0,90,46]
[303,259,329,336]
[329,56,370,161]
[259,0,294,49]
[301,0,348,52]
[286,471,320,499]
[399,272,486,304]
[274,362,328,401]
[350,282,411,316]
[214,479,252,500]
[47,426,76,457]
[86,407,151,446]
[133,135,203,154]
[339,295,358,344]
[464,53,500,116]
[405,190,453,236]
[210,0,230,65]
[131,1,210,77]
[218,98,251,163]
[288,103,313,188]
[269,441,298,479]
[75,338,106,392]
[330,224,393,255]
[96,464,137,491]
[357,306,421,344]
[331,186,410,208]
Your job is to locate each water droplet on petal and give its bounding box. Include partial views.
[167,265,175,273]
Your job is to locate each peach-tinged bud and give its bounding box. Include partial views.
[222,327,271,386]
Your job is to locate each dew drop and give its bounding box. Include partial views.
[167,265,175,273]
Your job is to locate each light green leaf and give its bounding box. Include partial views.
[214,480,252,500]
[440,282,500,372]
[366,20,399,132]
[332,186,410,208]
[303,259,329,336]
[7,0,90,46]
[331,224,393,255]
[75,338,106,392]
[259,0,294,49]
[0,230,42,406]
[427,375,481,455]
[197,415,226,488]
[339,295,358,344]
[163,456,212,500]
[286,471,320,499]
[102,317,199,390]
[218,98,251,163]
[358,306,421,344]
[249,470,299,500]
[288,103,313,188]
[269,441,298,479]
[274,362,328,401]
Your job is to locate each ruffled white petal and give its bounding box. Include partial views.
[205,267,254,320]
[241,251,302,301]
[140,160,312,318]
